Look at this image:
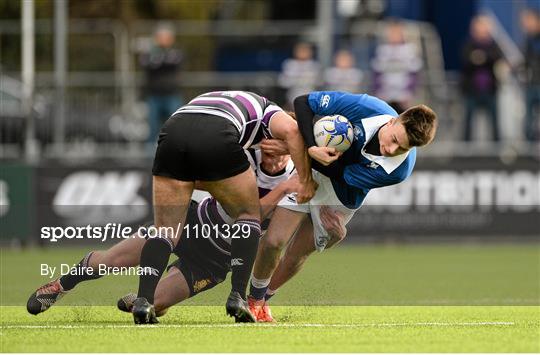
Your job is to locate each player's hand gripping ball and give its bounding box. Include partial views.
[313,115,354,152]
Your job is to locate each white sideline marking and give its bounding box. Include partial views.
[0,322,515,330]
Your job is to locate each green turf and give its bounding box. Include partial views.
[1,244,539,352]
[2,244,539,306]
[1,306,539,352]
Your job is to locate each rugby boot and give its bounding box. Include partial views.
[117,293,137,313]
[27,278,67,315]
[132,297,159,324]
[248,296,275,323]
[226,291,256,323]
[258,301,275,323]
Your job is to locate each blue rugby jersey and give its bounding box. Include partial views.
[308,91,416,209]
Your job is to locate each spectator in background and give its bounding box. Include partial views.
[460,15,504,142]
[140,24,183,145]
[279,42,320,109]
[324,49,363,93]
[371,19,423,113]
[520,8,540,142]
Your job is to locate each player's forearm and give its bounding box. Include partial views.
[259,184,288,220]
[284,129,312,183]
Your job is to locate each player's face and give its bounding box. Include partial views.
[378,119,411,157]
[261,151,290,174]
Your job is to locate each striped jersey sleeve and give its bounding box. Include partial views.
[173,91,283,148]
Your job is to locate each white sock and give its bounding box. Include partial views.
[251,276,271,289]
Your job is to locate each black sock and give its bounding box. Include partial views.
[230,219,261,299]
[137,237,173,304]
[59,252,102,291]
[265,289,276,301]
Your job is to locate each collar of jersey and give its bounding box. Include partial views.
[360,114,410,174]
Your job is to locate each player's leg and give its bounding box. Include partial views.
[61,235,147,289]
[133,175,193,324]
[26,233,146,315]
[267,217,316,297]
[152,267,190,316]
[249,207,306,302]
[88,232,147,269]
[199,168,261,322]
[119,229,230,317]
[153,255,228,316]
[250,217,314,322]
[117,267,190,316]
[119,265,228,317]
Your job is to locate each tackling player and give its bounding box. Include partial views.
[247,91,437,322]
[27,146,298,322]
[133,91,316,323]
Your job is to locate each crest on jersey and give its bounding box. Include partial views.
[367,161,379,169]
[320,95,331,108]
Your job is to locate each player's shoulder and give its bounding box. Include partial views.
[384,148,416,183]
[308,91,396,116]
[358,147,416,186]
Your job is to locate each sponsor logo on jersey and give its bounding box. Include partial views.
[320,95,331,108]
[231,258,244,266]
[353,125,362,140]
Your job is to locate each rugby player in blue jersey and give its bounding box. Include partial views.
[247,92,437,322]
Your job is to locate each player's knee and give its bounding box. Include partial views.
[154,303,169,317]
[260,235,287,252]
[235,208,261,222]
[156,308,168,317]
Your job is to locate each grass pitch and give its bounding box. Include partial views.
[1,244,539,352]
[1,306,539,352]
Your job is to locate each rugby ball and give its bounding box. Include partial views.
[313,115,354,152]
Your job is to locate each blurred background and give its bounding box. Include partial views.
[0,1,539,307]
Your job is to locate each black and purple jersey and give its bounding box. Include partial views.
[173,91,283,148]
[195,148,295,255]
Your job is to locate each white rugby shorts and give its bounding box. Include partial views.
[278,170,359,252]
